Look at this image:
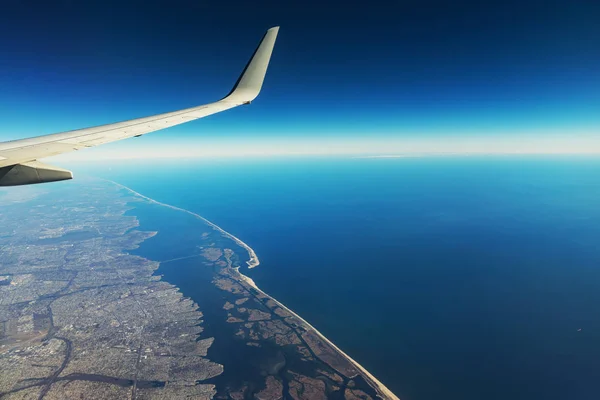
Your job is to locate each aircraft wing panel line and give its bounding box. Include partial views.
[1,101,233,151]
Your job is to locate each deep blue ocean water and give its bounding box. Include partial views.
[75,157,600,400]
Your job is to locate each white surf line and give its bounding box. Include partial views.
[238,273,400,400]
[105,180,260,269]
[106,179,399,400]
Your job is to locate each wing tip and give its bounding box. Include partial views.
[223,26,279,102]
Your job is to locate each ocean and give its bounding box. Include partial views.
[73,156,600,400]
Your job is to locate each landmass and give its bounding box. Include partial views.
[0,179,398,399]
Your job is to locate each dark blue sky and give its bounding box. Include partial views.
[0,0,598,156]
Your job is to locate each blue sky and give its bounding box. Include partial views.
[0,0,598,158]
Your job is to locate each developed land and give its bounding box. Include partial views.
[0,183,221,399]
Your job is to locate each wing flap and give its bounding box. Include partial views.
[0,161,73,186]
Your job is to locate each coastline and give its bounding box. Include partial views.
[108,179,399,400]
[105,179,260,268]
[237,273,400,400]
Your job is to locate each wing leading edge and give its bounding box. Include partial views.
[0,26,279,186]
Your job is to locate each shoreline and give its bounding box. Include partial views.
[107,179,399,400]
[105,179,259,269]
[236,272,400,400]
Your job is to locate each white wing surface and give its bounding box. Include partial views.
[0,27,279,186]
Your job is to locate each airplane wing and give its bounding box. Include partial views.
[0,27,279,186]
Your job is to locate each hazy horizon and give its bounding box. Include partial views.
[44,132,598,162]
[1,1,598,162]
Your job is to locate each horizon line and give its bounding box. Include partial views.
[51,152,600,163]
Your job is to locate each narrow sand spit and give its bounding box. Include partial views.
[108,179,399,400]
[107,180,259,268]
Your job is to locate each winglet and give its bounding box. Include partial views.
[224,26,279,103]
